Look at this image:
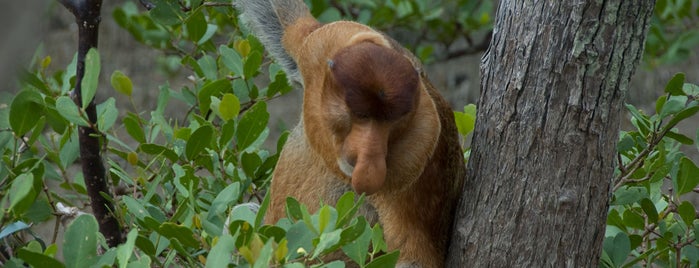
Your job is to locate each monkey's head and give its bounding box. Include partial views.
[326,41,421,195]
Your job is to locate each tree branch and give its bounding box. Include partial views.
[57,0,123,247]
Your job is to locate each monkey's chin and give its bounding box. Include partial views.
[337,158,354,177]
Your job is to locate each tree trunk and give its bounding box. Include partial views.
[447,1,655,267]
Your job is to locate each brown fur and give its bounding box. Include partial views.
[260,5,465,268]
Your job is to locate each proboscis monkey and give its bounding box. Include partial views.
[236,0,465,266]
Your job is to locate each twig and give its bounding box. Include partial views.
[57,0,123,247]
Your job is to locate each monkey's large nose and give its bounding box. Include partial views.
[341,120,390,195]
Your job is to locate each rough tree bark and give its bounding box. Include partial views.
[57,0,123,247]
[447,1,655,267]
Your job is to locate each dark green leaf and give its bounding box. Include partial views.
[612,186,647,205]
[149,0,184,25]
[198,79,231,116]
[186,10,206,43]
[158,222,199,248]
[236,102,269,150]
[366,250,400,268]
[139,143,179,162]
[244,51,263,79]
[17,249,65,268]
[677,201,695,227]
[640,198,659,224]
[255,191,271,228]
[622,209,644,230]
[665,131,694,145]
[655,95,667,115]
[665,106,699,130]
[341,223,371,266]
[675,157,699,195]
[9,90,44,136]
[19,69,50,93]
[241,151,262,177]
[185,125,214,160]
[81,48,100,109]
[123,114,146,143]
[665,72,685,95]
[286,197,304,221]
[62,214,98,268]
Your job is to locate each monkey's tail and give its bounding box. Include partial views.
[234,0,317,87]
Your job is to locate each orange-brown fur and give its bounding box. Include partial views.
[238,1,465,267]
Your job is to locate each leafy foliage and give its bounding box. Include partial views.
[1,0,699,267]
[0,1,397,266]
[601,74,699,267]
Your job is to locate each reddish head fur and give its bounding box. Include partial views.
[330,42,419,121]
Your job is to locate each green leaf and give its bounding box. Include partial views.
[17,248,65,268]
[206,234,236,268]
[665,131,694,145]
[255,191,271,228]
[659,97,686,118]
[139,143,179,162]
[56,96,89,126]
[220,45,244,76]
[9,90,45,136]
[117,228,138,268]
[81,48,100,109]
[207,182,241,226]
[198,24,218,45]
[241,151,262,177]
[622,209,644,230]
[370,224,387,254]
[313,229,342,258]
[62,214,98,268]
[198,79,231,116]
[244,51,263,79]
[655,95,667,114]
[675,157,699,195]
[149,0,184,25]
[186,10,206,43]
[677,201,695,227]
[640,198,659,224]
[286,197,304,221]
[197,54,218,81]
[236,102,269,150]
[318,206,331,233]
[123,114,146,143]
[665,72,685,95]
[8,173,35,216]
[158,222,199,248]
[366,250,400,268]
[612,186,647,205]
[185,125,214,160]
[97,97,118,132]
[0,221,31,240]
[665,106,699,130]
[219,93,240,121]
[110,70,133,96]
[604,232,630,268]
[122,196,151,221]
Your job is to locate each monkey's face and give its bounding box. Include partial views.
[327,41,419,195]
